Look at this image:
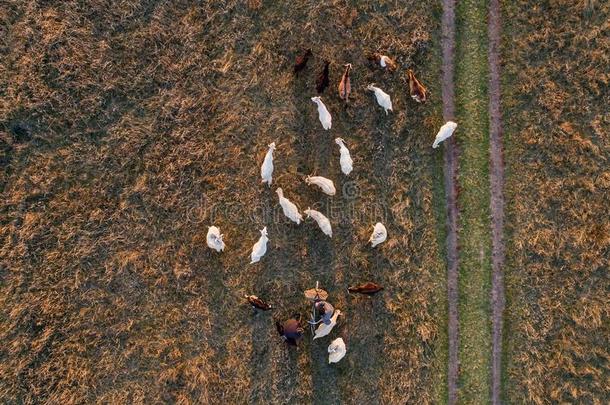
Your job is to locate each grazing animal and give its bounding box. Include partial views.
[368,52,398,71]
[294,49,312,74]
[260,142,276,186]
[338,63,352,102]
[313,310,342,339]
[433,121,458,148]
[348,282,384,295]
[206,226,225,252]
[276,188,303,224]
[276,314,304,346]
[311,96,332,130]
[304,208,332,237]
[334,138,353,175]
[366,84,393,115]
[250,227,269,263]
[245,295,272,311]
[369,222,387,247]
[305,175,336,196]
[407,69,427,103]
[316,61,330,93]
[328,338,347,363]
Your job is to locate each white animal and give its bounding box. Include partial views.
[311,96,332,130]
[313,310,341,339]
[305,175,336,196]
[206,226,225,252]
[433,121,458,148]
[304,208,332,237]
[260,142,276,186]
[250,227,269,264]
[276,188,303,224]
[369,222,387,247]
[334,138,353,175]
[379,55,393,68]
[366,84,393,115]
[328,338,347,364]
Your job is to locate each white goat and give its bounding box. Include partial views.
[304,208,333,237]
[311,96,332,130]
[369,222,387,247]
[260,142,276,186]
[366,84,393,115]
[206,226,225,252]
[276,188,302,224]
[250,227,269,264]
[433,121,458,148]
[313,310,342,339]
[328,338,347,364]
[379,55,396,69]
[334,138,353,175]
[305,175,336,196]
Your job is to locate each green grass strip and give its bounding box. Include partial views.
[455,0,493,403]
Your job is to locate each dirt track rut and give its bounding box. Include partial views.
[441,0,459,404]
[488,0,505,403]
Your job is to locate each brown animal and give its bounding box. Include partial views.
[347,282,384,296]
[294,49,312,74]
[276,313,304,346]
[316,61,330,93]
[245,294,272,311]
[407,69,427,103]
[367,52,398,72]
[338,63,352,102]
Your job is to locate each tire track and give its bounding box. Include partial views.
[488,0,505,403]
[441,0,459,404]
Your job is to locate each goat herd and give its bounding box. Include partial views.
[205,49,458,364]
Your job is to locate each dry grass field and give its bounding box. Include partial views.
[0,1,449,403]
[502,0,609,403]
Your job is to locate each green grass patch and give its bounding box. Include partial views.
[455,0,493,403]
